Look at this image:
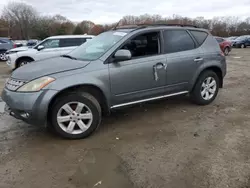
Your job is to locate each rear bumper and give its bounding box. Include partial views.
[2,88,58,126]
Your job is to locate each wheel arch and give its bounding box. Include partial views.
[47,84,110,123]
[191,66,223,91]
[16,56,34,67]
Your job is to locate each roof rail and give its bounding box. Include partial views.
[112,23,198,30]
[137,23,198,28]
[112,24,139,30]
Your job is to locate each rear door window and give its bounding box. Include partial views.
[59,38,87,47]
[163,30,195,53]
[189,30,208,46]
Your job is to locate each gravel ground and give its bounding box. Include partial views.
[0,49,250,188]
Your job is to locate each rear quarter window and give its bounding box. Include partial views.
[189,30,208,46]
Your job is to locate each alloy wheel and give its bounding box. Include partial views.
[0,52,6,61]
[200,77,217,100]
[57,102,93,135]
[224,48,229,55]
[20,61,28,66]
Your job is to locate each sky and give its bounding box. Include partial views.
[1,0,250,24]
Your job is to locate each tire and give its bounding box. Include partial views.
[191,70,219,105]
[0,50,7,61]
[17,58,33,68]
[240,44,246,48]
[51,92,102,139]
[224,47,230,56]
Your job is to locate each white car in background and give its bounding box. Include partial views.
[6,35,94,70]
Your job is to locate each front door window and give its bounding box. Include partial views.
[41,39,60,49]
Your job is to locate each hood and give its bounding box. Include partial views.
[8,46,30,53]
[11,56,90,80]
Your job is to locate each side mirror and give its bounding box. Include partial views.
[114,49,132,62]
[37,45,45,51]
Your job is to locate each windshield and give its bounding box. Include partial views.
[33,39,44,49]
[68,31,128,61]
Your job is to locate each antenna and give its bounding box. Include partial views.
[113,19,122,30]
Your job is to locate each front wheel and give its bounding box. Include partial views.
[51,92,102,139]
[240,44,246,48]
[17,58,33,68]
[191,71,219,105]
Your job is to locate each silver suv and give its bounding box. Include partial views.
[2,24,227,139]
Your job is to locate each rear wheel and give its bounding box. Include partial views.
[51,92,102,139]
[0,50,7,61]
[17,58,33,68]
[224,47,230,56]
[191,70,219,105]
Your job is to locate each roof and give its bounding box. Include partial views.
[47,35,95,39]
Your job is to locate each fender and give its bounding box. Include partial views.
[189,60,223,91]
[15,56,34,67]
[47,67,111,108]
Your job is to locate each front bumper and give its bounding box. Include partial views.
[5,53,18,70]
[1,88,58,126]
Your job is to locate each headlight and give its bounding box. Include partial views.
[6,51,17,54]
[17,76,55,92]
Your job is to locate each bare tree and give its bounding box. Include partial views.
[2,2,38,39]
[1,1,250,39]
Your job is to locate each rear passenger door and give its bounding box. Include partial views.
[163,29,205,93]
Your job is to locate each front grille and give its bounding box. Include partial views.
[5,78,26,91]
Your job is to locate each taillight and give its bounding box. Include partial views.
[13,44,17,48]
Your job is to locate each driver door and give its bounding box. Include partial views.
[34,39,62,61]
[109,31,168,107]
[246,37,250,46]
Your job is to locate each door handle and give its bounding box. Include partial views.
[194,57,203,62]
[154,62,167,70]
[153,62,168,81]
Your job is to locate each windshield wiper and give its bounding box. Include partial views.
[61,54,77,60]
